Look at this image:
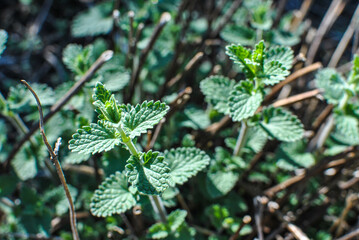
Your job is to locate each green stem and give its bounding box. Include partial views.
[233,121,249,156]
[117,124,167,222]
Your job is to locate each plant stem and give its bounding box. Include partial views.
[117,125,168,222]
[233,121,248,156]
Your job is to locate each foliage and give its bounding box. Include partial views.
[1,1,358,239]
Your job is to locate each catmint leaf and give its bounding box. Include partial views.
[200,75,236,114]
[276,140,315,171]
[252,40,265,66]
[258,107,303,142]
[349,55,359,85]
[165,147,210,186]
[62,44,94,76]
[206,170,239,198]
[71,2,113,37]
[147,210,188,239]
[228,80,263,122]
[245,125,268,153]
[315,68,346,104]
[93,82,111,103]
[0,29,7,57]
[220,25,256,46]
[120,100,169,139]
[126,151,170,195]
[331,114,359,146]
[261,60,290,85]
[90,172,136,217]
[226,44,254,77]
[265,46,294,70]
[69,120,121,155]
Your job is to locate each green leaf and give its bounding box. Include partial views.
[93,82,111,104]
[147,210,188,239]
[245,125,268,153]
[200,75,236,114]
[331,114,359,146]
[261,60,290,85]
[165,147,210,186]
[0,175,18,197]
[167,210,188,232]
[226,44,254,77]
[90,172,136,217]
[91,55,130,91]
[11,144,39,181]
[349,55,359,85]
[71,2,113,37]
[126,151,170,195]
[276,140,315,171]
[220,25,256,46]
[206,170,239,198]
[62,44,93,76]
[69,120,121,155]
[0,29,8,57]
[315,68,346,104]
[120,101,169,139]
[265,46,294,70]
[258,107,303,142]
[228,80,263,122]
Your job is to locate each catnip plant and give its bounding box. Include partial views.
[200,41,304,197]
[314,55,359,146]
[68,83,210,231]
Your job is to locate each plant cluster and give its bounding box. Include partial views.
[1,0,359,240]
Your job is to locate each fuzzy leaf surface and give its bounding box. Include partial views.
[120,100,169,139]
[93,82,111,103]
[206,170,239,198]
[165,147,210,186]
[126,151,170,195]
[261,60,290,85]
[265,46,294,70]
[332,114,359,146]
[90,172,136,217]
[71,2,113,37]
[69,120,121,154]
[147,210,188,239]
[228,80,263,122]
[200,75,236,114]
[259,107,303,142]
[315,68,346,104]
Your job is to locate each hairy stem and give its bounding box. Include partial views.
[117,124,168,222]
[233,121,248,156]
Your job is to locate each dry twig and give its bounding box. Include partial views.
[21,80,80,240]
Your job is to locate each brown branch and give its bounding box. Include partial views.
[210,0,243,38]
[21,80,80,240]
[166,52,204,88]
[311,104,333,130]
[328,4,359,68]
[264,149,356,198]
[127,12,171,102]
[306,0,348,65]
[229,215,252,240]
[290,0,313,31]
[3,50,113,170]
[264,62,322,103]
[271,89,321,108]
[146,87,192,151]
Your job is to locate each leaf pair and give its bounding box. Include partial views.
[90,148,210,217]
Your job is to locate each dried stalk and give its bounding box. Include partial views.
[127,12,171,102]
[328,4,359,68]
[306,0,348,65]
[21,80,80,240]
